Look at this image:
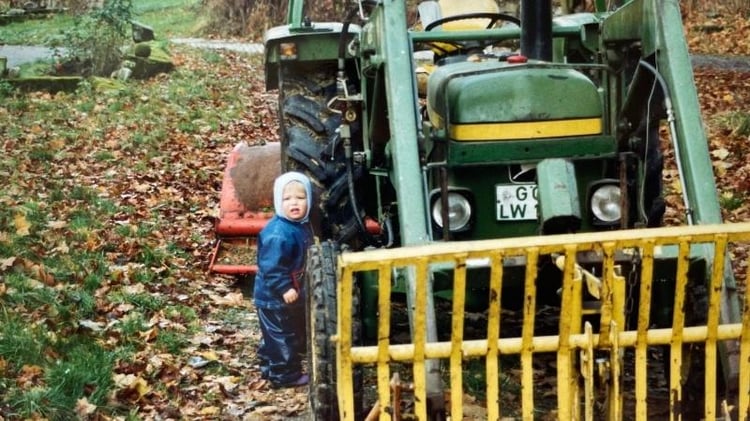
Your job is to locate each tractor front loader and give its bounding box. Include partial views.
[212,0,750,419]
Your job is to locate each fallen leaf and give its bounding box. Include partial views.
[75,397,97,417]
[79,319,106,331]
[47,220,68,229]
[1,256,16,271]
[711,147,730,160]
[14,214,30,236]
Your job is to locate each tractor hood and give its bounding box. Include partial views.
[426,60,603,141]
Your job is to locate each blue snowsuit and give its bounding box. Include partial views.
[253,172,313,386]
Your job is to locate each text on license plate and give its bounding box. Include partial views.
[496,184,538,221]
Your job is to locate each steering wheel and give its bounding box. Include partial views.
[424,12,520,31]
[422,12,520,57]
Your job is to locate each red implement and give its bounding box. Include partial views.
[208,142,280,275]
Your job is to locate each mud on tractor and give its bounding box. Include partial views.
[210,0,750,419]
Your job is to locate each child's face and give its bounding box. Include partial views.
[281,181,308,221]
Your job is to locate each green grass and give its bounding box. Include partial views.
[714,110,750,137]
[0,0,203,45]
[0,0,264,416]
[135,0,204,38]
[4,340,116,420]
[0,14,78,45]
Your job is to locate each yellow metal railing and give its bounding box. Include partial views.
[334,222,750,420]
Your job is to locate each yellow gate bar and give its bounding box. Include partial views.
[706,234,728,420]
[521,249,539,420]
[376,263,392,420]
[333,223,750,420]
[635,241,655,421]
[609,320,622,421]
[739,250,750,420]
[485,251,503,420]
[412,260,428,421]
[557,245,582,420]
[349,323,746,363]
[338,223,750,268]
[669,240,690,421]
[450,255,467,421]
[338,265,355,420]
[582,322,595,421]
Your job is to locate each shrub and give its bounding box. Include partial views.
[56,0,133,76]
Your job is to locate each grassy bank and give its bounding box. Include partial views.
[0,0,203,45]
[0,12,285,419]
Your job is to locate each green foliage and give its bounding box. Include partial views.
[0,311,50,369]
[720,191,745,211]
[114,312,149,346]
[0,14,77,45]
[1,272,58,308]
[53,0,133,76]
[717,111,750,137]
[134,0,203,37]
[3,339,115,420]
[45,340,115,403]
[0,0,202,45]
[0,17,266,417]
[0,80,16,98]
[155,329,189,354]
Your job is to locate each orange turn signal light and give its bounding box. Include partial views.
[279,43,298,60]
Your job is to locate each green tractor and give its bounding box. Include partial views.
[254,0,742,418]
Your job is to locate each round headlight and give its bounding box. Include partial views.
[432,192,472,231]
[590,184,621,223]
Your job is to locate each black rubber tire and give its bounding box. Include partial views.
[277,64,362,244]
[306,240,363,421]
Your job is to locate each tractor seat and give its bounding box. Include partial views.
[418,0,500,31]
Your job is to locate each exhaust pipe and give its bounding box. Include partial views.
[520,0,553,61]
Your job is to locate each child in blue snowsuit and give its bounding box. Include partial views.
[254,171,313,388]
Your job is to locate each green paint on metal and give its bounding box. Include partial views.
[428,63,602,124]
[536,158,581,232]
[446,136,616,165]
[375,0,430,246]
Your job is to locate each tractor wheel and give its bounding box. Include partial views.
[306,240,363,421]
[277,64,363,245]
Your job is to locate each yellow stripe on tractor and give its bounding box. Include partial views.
[449,117,603,141]
[334,223,750,420]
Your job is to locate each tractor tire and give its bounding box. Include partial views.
[306,240,363,421]
[277,64,363,245]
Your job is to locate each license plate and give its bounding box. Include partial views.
[496,184,538,221]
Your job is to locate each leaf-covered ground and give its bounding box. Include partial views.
[1,7,749,421]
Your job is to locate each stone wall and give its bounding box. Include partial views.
[6,0,104,10]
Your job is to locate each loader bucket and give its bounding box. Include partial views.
[334,223,750,420]
[208,142,279,275]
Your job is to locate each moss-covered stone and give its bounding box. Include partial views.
[125,41,174,80]
[90,76,127,92]
[133,43,152,58]
[7,76,82,93]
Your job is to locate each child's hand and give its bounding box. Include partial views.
[282,288,299,304]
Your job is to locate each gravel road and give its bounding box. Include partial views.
[2,41,749,72]
[0,44,61,67]
[1,39,264,69]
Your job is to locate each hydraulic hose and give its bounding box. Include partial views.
[338,4,381,246]
[343,135,379,246]
[637,59,693,225]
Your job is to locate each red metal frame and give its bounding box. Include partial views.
[209,142,383,275]
[208,143,273,275]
